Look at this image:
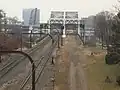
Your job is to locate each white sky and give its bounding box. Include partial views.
[0,0,118,23]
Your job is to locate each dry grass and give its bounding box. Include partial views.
[84,47,120,90]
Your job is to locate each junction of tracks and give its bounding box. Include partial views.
[0,32,118,90]
[0,33,89,90]
[0,8,119,90]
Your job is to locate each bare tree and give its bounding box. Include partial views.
[95,11,114,48]
[7,16,19,24]
[0,10,4,31]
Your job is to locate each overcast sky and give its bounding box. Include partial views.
[0,0,118,22]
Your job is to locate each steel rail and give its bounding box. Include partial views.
[0,51,35,90]
[0,34,57,90]
[20,35,58,89]
[20,56,44,89]
[0,35,57,80]
[35,40,57,83]
[0,35,50,73]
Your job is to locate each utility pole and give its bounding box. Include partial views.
[21,33,23,51]
[80,24,85,45]
[29,8,37,48]
[83,25,85,45]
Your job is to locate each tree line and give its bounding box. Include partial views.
[0,9,21,32]
[93,8,120,64]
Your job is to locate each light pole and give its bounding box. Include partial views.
[61,25,64,46]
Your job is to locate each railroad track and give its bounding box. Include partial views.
[0,34,47,69]
[35,41,57,90]
[0,34,57,81]
[20,39,58,89]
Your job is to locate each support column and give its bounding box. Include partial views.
[78,20,80,35]
[62,12,66,38]
[83,29,85,45]
[48,20,50,34]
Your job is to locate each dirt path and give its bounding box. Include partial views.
[68,36,88,90]
[70,62,76,90]
[55,35,88,90]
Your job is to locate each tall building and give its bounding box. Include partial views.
[22,8,40,26]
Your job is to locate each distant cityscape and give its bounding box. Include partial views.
[12,8,96,43]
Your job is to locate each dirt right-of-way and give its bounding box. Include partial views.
[68,36,88,90]
[55,35,88,90]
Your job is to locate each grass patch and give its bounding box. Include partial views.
[85,50,120,90]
